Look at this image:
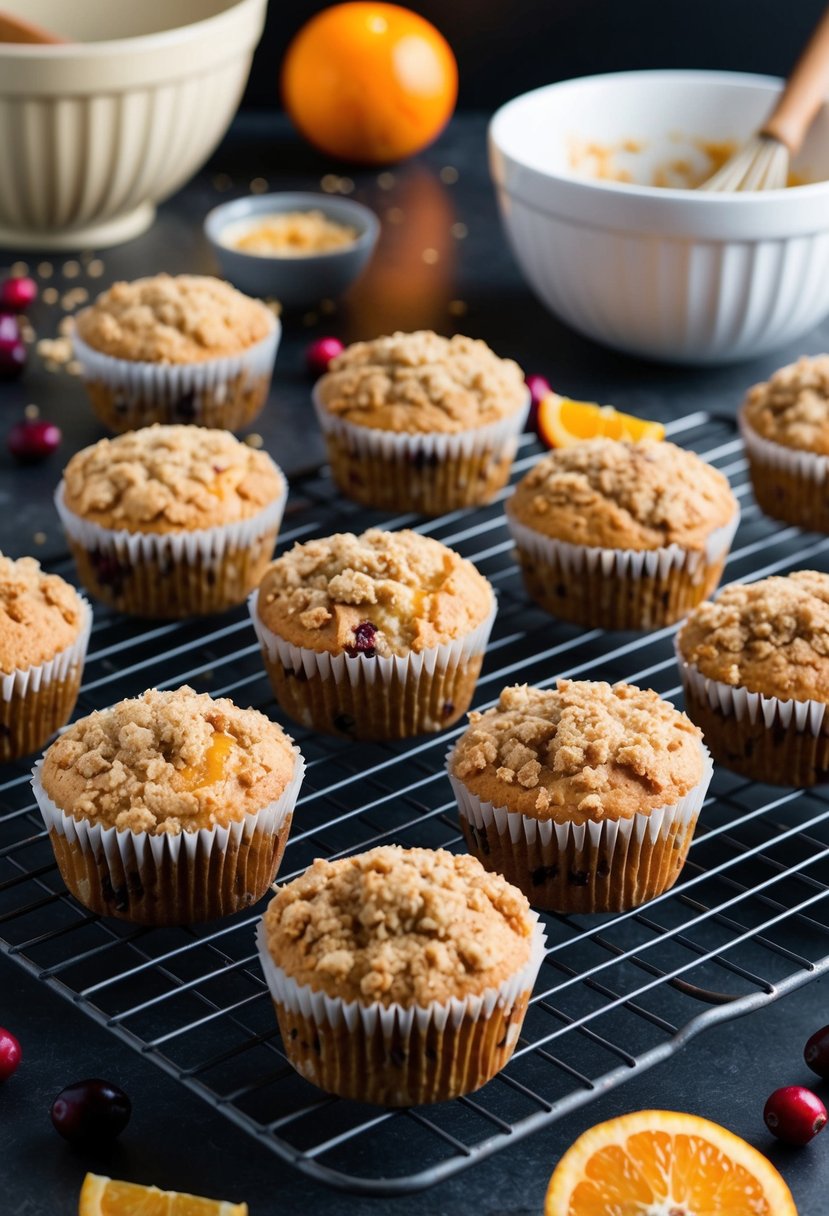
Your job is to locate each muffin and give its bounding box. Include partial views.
[256,846,546,1105]
[312,330,529,515]
[250,528,496,739]
[677,571,829,785]
[740,355,829,533]
[506,439,739,630]
[72,274,280,433]
[447,680,712,913]
[32,686,305,925]
[0,556,91,763]
[56,424,287,618]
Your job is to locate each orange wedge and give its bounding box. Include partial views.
[544,1110,797,1216]
[79,1173,248,1216]
[537,393,665,449]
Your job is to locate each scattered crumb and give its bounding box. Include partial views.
[440,166,459,184]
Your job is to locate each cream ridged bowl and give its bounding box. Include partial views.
[489,70,829,364]
[0,0,266,249]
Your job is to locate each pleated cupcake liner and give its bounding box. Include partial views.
[55,473,287,618]
[740,409,829,533]
[0,598,92,763]
[31,744,305,926]
[249,589,497,739]
[677,645,829,785]
[446,742,713,913]
[505,504,740,630]
[313,386,530,516]
[72,317,280,433]
[255,914,546,1105]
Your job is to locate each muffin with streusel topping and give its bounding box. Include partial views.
[677,571,829,785]
[447,680,712,913]
[251,528,496,739]
[56,424,287,618]
[257,846,545,1105]
[32,686,305,924]
[740,355,829,533]
[73,273,280,433]
[313,330,529,515]
[0,555,91,763]
[507,439,739,631]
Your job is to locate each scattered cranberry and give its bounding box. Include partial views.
[0,313,26,380]
[345,620,377,657]
[805,1025,829,1080]
[50,1078,131,1146]
[525,373,552,433]
[0,1027,21,1082]
[0,276,37,311]
[7,419,62,464]
[306,336,344,379]
[764,1086,827,1145]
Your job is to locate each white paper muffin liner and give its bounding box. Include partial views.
[739,409,828,484]
[1,596,92,703]
[505,504,740,583]
[31,742,305,924]
[72,316,281,431]
[256,912,546,1037]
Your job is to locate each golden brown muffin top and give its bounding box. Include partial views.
[262,846,535,1006]
[742,355,829,456]
[315,330,527,434]
[0,555,85,673]
[74,273,274,364]
[257,528,493,657]
[40,686,297,835]
[508,439,737,551]
[61,425,284,534]
[677,571,829,702]
[450,680,704,824]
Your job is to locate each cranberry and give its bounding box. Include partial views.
[345,620,377,658]
[0,276,37,311]
[50,1078,131,1145]
[7,419,62,464]
[0,312,26,380]
[0,1027,21,1081]
[306,336,344,379]
[525,373,552,433]
[764,1086,827,1145]
[805,1025,829,1080]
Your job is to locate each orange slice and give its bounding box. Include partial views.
[544,1110,797,1216]
[79,1173,248,1216]
[537,393,665,449]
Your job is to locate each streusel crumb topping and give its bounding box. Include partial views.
[508,439,737,551]
[315,330,527,434]
[61,425,284,534]
[678,571,829,702]
[742,355,829,455]
[257,528,493,657]
[40,686,297,835]
[450,680,703,823]
[0,555,84,672]
[263,846,535,1005]
[75,274,274,364]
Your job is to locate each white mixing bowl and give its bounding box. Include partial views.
[0,0,266,249]
[489,70,829,364]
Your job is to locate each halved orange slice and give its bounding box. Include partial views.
[79,1173,248,1216]
[544,1110,797,1216]
[537,393,665,449]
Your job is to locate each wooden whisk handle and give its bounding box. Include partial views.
[762,4,829,154]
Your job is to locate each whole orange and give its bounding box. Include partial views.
[281,3,458,164]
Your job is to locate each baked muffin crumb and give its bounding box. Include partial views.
[742,356,829,455]
[0,555,85,672]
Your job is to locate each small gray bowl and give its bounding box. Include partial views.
[204,192,379,310]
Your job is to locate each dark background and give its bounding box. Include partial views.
[242,0,828,112]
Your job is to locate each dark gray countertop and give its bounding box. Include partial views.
[1,112,828,1215]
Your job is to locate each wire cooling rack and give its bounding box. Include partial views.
[2,410,829,1195]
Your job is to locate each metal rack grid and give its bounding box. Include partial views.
[2,410,829,1196]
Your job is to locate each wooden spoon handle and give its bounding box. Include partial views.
[763,4,829,153]
[0,10,66,43]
